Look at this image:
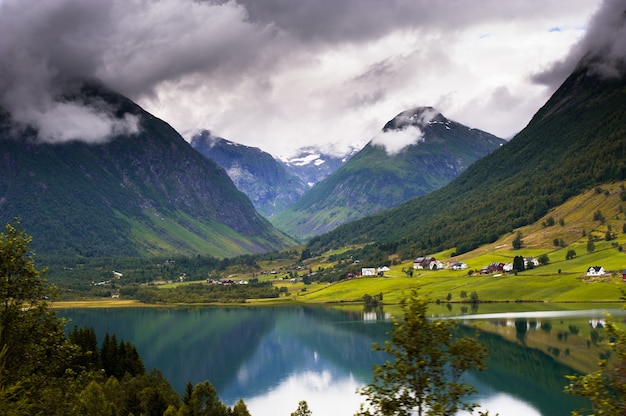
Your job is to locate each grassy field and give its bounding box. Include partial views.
[292,184,626,305]
[51,299,151,309]
[55,184,626,309]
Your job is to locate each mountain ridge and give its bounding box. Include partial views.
[0,82,294,258]
[306,65,626,257]
[271,106,505,240]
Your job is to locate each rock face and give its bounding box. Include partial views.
[191,131,308,217]
[0,83,294,258]
[270,107,505,241]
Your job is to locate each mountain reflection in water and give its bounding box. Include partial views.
[59,305,616,416]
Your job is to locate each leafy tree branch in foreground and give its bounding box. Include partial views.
[566,316,626,415]
[356,290,490,416]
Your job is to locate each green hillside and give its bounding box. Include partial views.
[307,66,626,259]
[295,182,626,305]
[271,107,504,240]
[0,83,294,258]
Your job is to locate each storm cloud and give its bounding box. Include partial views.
[534,0,626,87]
[0,0,609,152]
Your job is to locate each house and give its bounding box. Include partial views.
[377,266,391,276]
[524,257,540,268]
[503,263,514,272]
[482,263,504,274]
[587,266,606,276]
[450,262,468,270]
[361,267,376,276]
[622,270,626,282]
[413,257,436,269]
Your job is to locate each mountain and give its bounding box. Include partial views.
[306,64,626,257]
[191,130,308,217]
[278,145,359,187]
[0,83,294,258]
[271,107,505,240]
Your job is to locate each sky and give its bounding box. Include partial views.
[0,0,623,157]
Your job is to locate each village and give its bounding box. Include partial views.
[354,255,624,281]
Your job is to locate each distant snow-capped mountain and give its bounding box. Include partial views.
[278,145,360,187]
[270,107,505,241]
[192,131,361,217]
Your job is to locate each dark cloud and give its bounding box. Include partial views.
[0,0,604,151]
[0,0,277,143]
[216,0,576,45]
[534,0,626,86]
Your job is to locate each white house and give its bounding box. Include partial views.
[503,263,514,272]
[432,260,445,270]
[377,266,390,275]
[524,257,540,267]
[361,267,376,276]
[450,262,468,270]
[587,266,606,276]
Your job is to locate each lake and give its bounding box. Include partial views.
[58,304,624,416]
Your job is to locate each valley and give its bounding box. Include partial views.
[51,182,626,307]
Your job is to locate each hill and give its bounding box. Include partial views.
[271,107,504,240]
[0,83,294,258]
[306,65,626,258]
[191,131,308,217]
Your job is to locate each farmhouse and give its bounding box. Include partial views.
[524,257,540,268]
[361,267,376,276]
[449,262,468,270]
[413,256,436,270]
[377,266,390,275]
[587,266,606,276]
[481,262,504,274]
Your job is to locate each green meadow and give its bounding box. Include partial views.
[292,185,626,305]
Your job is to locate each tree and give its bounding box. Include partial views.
[188,381,230,416]
[537,254,550,266]
[587,235,596,254]
[566,318,626,415]
[291,400,313,416]
[513,255,525,272]
[469,291,479,304]
[300,248,312,261]
[512,232,523,249]
[543,217,555,227]
[232,398,252,416]
[0,220,70,385]
[566,249,577,260]
[357,291,488,416]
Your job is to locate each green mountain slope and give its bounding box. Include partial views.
[307,65,626,257]
[271,107,504,240]
[0,83,294,258]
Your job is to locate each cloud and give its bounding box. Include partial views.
[0,0,276,144]
[371,125,425,155]
[533,0,626,87]
[0,0,605,152]
[15,100,140,144]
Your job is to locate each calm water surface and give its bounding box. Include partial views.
[59,305,623,416]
